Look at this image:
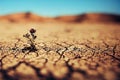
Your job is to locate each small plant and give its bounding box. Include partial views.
[22,28,38,57]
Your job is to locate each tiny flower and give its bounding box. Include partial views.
[30,28,36,33]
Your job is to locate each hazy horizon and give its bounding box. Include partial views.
[0,0,120,17]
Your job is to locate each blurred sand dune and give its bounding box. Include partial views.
[0,12,120,23]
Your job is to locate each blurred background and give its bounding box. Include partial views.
[0,0,120,23]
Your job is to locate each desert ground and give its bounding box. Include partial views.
[0,21,120,80]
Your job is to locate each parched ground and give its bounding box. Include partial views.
[0,22,120,80]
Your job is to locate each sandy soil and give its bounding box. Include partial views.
[0,22,120,80]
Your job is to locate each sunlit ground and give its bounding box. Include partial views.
[0,21,120,80]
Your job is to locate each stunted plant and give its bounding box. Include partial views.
[22,28,38,56]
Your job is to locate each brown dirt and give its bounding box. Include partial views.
[0,22,120,80]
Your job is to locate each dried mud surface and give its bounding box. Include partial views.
[0,22,120,80]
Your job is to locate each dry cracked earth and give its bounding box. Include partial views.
[0,22,120,80]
